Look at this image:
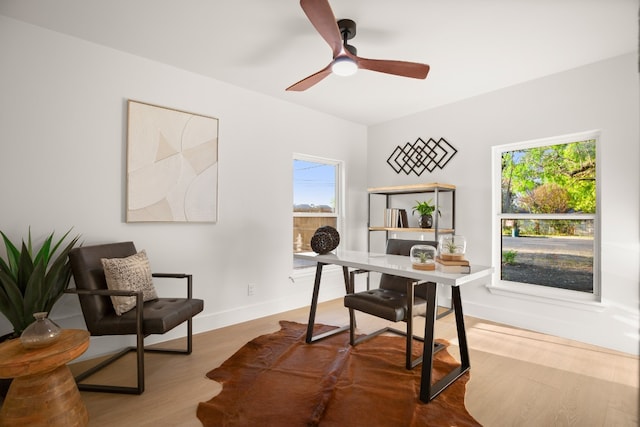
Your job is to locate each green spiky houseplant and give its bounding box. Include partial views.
[0,229,80,339]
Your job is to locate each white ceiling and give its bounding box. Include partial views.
[1,0,637,125]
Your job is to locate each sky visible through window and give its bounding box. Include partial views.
[293,160,335,208]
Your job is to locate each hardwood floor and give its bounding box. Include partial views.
[69,299,638,426]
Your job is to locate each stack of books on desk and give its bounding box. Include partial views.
[435,256,470,274]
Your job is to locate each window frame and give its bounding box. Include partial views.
[292,153,344,270]
[489,130,601,306]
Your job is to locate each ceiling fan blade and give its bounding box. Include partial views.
[286,63,333,91]
[300,0,343,57]
[355,57,430,79]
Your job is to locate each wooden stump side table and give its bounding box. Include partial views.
[0,329,90,427]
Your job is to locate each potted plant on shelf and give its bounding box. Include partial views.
[0,229,80,340]
[412,199,440,229]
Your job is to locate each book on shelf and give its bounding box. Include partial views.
[399,209,408,228]
[384,208,409,228]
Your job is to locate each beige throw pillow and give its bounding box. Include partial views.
[101,250,158,315]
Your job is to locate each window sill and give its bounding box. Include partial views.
[486,282,606,312]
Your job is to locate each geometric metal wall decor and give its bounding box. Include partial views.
[386,137,457,176]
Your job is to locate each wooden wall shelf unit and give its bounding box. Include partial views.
[367,182,457,315]
[368,182,456,248]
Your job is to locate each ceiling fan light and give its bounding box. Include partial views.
[332,56,357,76]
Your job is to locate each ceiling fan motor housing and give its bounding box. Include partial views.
[337,19,357,56]
[337,19,356,40]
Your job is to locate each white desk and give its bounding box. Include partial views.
[294,249,492,403]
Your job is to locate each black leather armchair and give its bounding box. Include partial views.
[343,239,438,369]
[67,241,204,394]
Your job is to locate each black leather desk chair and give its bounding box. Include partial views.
[344,239,438,369]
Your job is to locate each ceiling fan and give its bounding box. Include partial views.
[286,0,430,91]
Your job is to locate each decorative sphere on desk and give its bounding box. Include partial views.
[316,226,340,247]
[310,226,340,254]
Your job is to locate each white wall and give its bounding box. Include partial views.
[2,15,637,357]
[0,16,368,357]
[368,53,639,354]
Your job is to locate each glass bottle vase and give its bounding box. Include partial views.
[20,312,61,349]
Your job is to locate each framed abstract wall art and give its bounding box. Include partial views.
[126,100,219,223]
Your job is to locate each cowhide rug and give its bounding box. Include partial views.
[197,321,480,426]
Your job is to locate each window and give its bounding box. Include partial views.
[293,155,342,269]
[491,131,600,302]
